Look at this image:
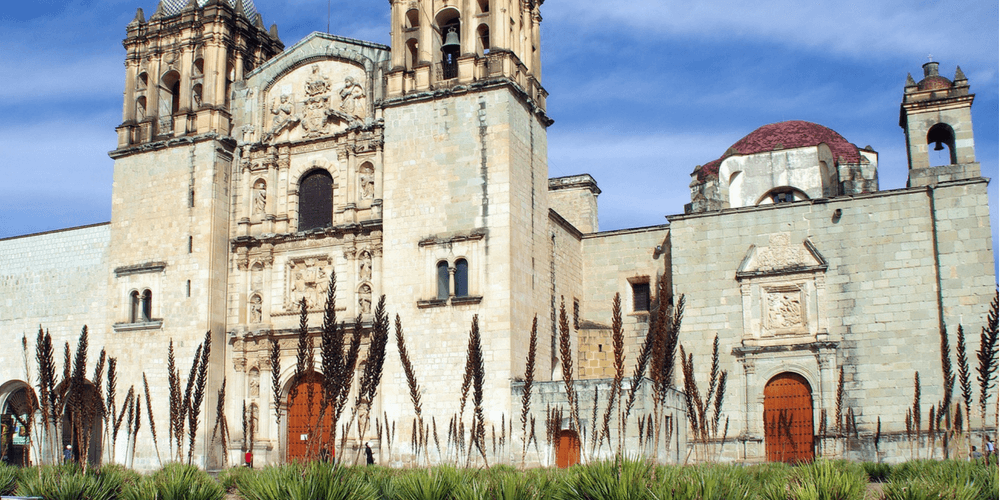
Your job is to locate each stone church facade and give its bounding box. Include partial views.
[0,0,995,468]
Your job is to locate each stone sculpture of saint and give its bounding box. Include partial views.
[359,252,372,281]
[339,76,366,117]
[249,295,262,324]
[253,180,266,215]
[270,94,293,130]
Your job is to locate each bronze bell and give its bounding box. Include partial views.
[441,28,460,51]
[934,141,945,151]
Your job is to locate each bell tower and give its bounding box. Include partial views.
[900,60,980,187]
[106,0,282,468]
[117,0,283,147]
[385,0,546,109]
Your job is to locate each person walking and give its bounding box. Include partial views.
[365,443,375,465]
[63,445,72,463]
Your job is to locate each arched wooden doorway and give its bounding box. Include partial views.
[2,385,36,466]
[555,429,580,468]
[764,372,814,463]
[286,372,334,462]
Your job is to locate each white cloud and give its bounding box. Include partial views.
[545,0,997,67]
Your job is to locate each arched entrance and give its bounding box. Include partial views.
[60,382,104,465]
[764,372,814,463]
[555,429,580,468]
[286,372,334,462]
[1,385,37,466]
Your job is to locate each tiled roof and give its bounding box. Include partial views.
[694,120,860,181]
[159,0,258,19]
[918,75,952,91]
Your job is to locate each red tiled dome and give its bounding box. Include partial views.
[918,75,952,91]
[694,120,860,180]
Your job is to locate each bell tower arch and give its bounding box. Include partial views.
[386,0,545,109]
[899,60,980,187]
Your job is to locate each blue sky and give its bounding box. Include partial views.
[1,0,997,276]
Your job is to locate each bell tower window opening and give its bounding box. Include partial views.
[191,84,203,109]
[193,58,204,77]
[135,97,147,121]
[436,261,450,300]
[454,259,469,297]
[477,0,489,14]
[405,9,420,30]
[160,71,181,115]
[136,72,148,90]
[927,123,957,166]
[477,24,491,56]
[437,9,461,80]
[757,187,808,206]
[405,40,419,71]
[298,169,334,231]
[772,190,795,204]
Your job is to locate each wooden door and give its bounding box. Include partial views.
[764,372,814,463]
[286,372,334,462]
[555,429,580,468]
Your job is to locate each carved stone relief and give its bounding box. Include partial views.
[764,286,804,332]
[285,256,333,311]
[754,233,803,271]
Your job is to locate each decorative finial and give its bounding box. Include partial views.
[130,7,145,24]
[927,54,933,62]
[954,66,966,81]
[905,73,916,86]
[269,23,280,40]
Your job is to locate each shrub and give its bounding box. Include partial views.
[17,463,124,500]
[153,463,223,500]
[237,462,375,500]
[861,461,891,482]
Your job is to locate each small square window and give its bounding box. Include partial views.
[631,282,650,312]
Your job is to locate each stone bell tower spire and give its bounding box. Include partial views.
[116,0,283,148]
[900,60,980,187]
[385,0,546,110]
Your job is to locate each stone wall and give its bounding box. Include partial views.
[578,226,670,378]
[667,178,996,462]
[0,223,110,365]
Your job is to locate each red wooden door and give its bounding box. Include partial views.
[764,372,814,463]
[555,429,580,468]
[286,372,334,462]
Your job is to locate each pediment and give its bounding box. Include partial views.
[261,60,369,144]
[736,233,827,280]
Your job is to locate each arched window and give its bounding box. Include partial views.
[437,9,461,80]
[298,170,334,231]
[129,291,141,323]
[136,72,148,90]
[193,58,204,76]
[477,24,491,56]
[135,96,147,121]
[437,261,450,300]
[757,187,808,206]
[141,290,152,321]
[405,9,420,29]
[191,83,203,108]
[927,123,957,166]
[405,39,419,72]
[160,71,181,115]
[476,0,489,14]
[454,259,469,297]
